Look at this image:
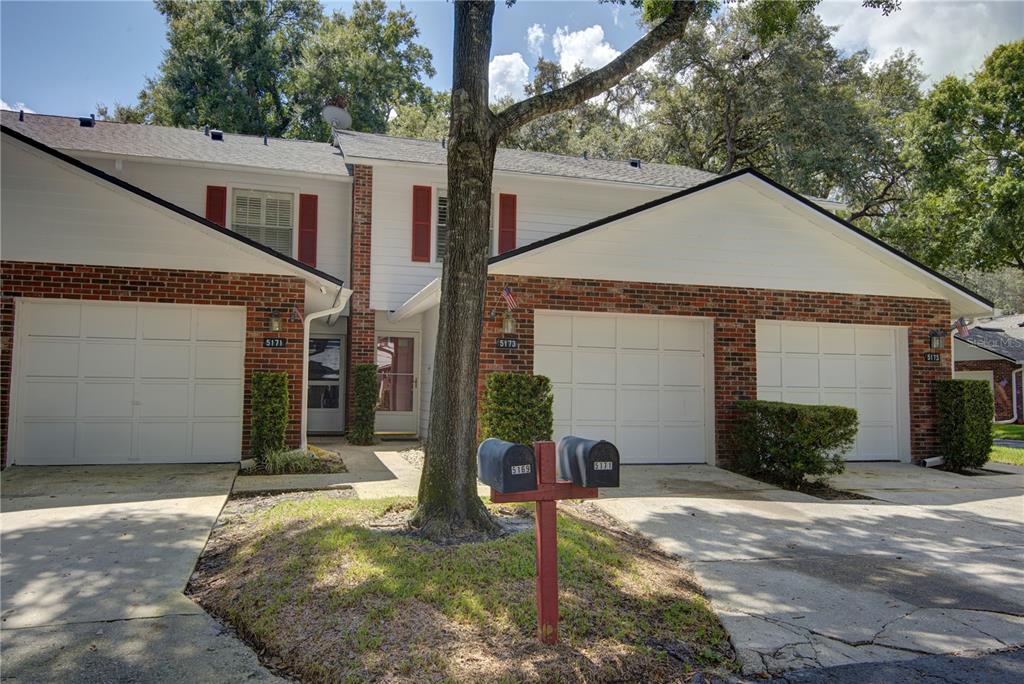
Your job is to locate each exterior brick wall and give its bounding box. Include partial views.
[347,164,375,423]
[480,275,952,465]
[955,359,1022,423]
[1,261,306,466]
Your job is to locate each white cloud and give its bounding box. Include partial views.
[489,52,530,102]
[816,0,1023,84]
[553,24,621,73]
[1,99,34,113]
[526,23,546,59]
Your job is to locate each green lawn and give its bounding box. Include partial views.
[990,445,1024,466]
[189,496,736,683]
[993,424,1024,441]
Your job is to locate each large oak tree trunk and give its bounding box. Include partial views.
[413,0,499,538]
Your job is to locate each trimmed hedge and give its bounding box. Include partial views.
[480,373,554,446]
[348,363,378,445]
[251,371,289,462]
[734,400,858,488]
[936,379,993,471]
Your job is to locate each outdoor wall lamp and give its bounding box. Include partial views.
[502,311,518,335]
[928,330,944,349]
[268,313,283,332]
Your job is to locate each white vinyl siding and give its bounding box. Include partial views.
[232,188,294,256]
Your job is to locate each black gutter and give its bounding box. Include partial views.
[1,125,346,288]
[489,166,993,310]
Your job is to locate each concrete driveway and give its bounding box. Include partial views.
[1,465,281,683]
[595,463,1024,676]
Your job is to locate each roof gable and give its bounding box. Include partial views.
[489,170,991,315]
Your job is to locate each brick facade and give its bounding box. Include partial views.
[480,275,952,465]
[955,359,1022,422]
[347,164,375,421]
[1,261,306,465]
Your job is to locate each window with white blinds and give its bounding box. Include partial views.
[435,191,448,262]
[232,189,294,256]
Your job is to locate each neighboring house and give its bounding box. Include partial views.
[0,110,994,468]
[954,315,1024,423]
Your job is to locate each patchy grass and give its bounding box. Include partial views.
[993,424,1024,441]
[189,495,736,683]
[990,445,1024,466]
[241,446,347,476]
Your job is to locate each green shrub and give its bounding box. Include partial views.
[262,449,320,475]
[734,400,858,488]
[251,371,289,461]
[348,363,378,445]
[936,379,993,471]
[480,373,553,446]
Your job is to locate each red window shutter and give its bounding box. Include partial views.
[412,185,432,262]
[298,193,318,267]
[498,193,517,254]
[205,186,227,227]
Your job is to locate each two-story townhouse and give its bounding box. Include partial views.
[1,110,995,470]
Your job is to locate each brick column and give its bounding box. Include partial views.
[347,164,376,425]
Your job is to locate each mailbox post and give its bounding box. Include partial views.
[483,438,618,644]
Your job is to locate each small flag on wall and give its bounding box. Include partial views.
[954,317,970,337]
[501,286,519,310]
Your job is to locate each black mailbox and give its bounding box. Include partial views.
[477,438,538,494]
[557,436,620,488]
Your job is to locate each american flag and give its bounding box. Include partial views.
[955,317,970,337]
[501,286,518,310]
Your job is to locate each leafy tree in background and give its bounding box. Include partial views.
[879,40,1024,275]
[106,0,433,139]
[387,89,450,141]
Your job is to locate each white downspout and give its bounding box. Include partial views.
[993,366,1022,425]
[301,287,353,450]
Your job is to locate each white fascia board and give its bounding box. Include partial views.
[389,278,441,322]
[954,336,1019,363]
[69,149,352,182]
[739,175,993,317]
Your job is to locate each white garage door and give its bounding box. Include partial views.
[534,311,711,464]
[755,321,907,461]
[12,299,245,465]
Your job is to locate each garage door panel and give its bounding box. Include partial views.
[757,354,782,387]
[618,318,659,350]
[535,313,572,346]
[22,382,77,418]
[857,425,897,459]
[855,328,893,355]
[820,327,856,354]
[573,316,616,348]
[619,389,659,422]
[141,307,191,340]
[139,344,190,379]
[572,423,617,444]
[617,426,659,461]
[783,390,820,405]
[756,321,781,353]
[618,352,659,385]
[820,357,856,388]
[782,324,818,354]
[138,423,191,462]
[535,349,572,383]
[661,319,703,351]
[194,383,242,418]
[77,422,134,462]
[195,346,243,380]
[25,303,81,337]
[552,387,572,422]
[192,422,242,459]
[573,351,616,384]
[79,383,134,417]
[574,387,616,421]
[662,354,703,386]
[820,391,857,409]
[660,389,704,423]
[757,389,783,402]
[660,426,705,463]
[83,305,137,339]
[196,309,244,342]
[138,383,189,418]
[857,358,894,389]
[782,357,819,387]
[20,422,76,459]
[81,343,135,378]
[858,391,897,422]
[24,341,79,377]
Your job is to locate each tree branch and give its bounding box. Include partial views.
[493,1,696,137]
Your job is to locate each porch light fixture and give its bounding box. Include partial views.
[502,311,518,335]
[928,330,944,349]
[268,314,283,332]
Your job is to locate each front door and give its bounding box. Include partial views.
[308,336,345,433]
[375,334,419,435]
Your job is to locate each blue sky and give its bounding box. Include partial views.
[2,1,1021,117]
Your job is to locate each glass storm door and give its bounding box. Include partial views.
[375,334,419,434]
[307,336,345,433]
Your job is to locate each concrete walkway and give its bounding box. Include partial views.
[593,463,1024,676]
[1,465,282,683]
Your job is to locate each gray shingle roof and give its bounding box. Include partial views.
[957,314,1024,361]
[1,111,348,177]
[334,129,718,189]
